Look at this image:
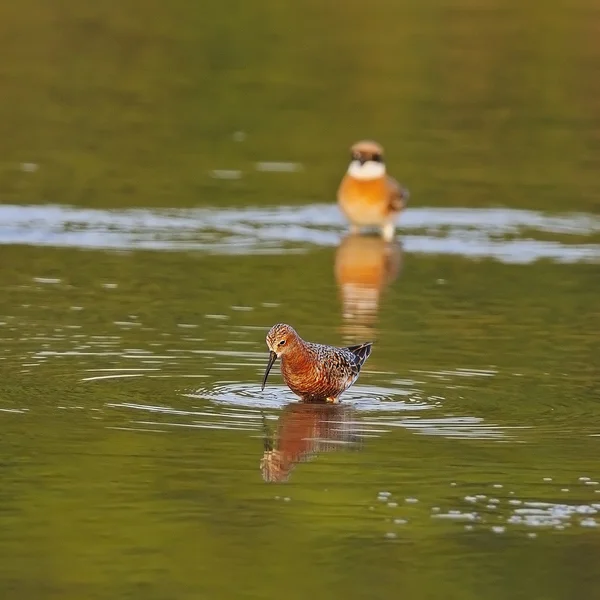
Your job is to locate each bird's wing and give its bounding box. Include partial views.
[387,176,410,211]
[345,342,373,371]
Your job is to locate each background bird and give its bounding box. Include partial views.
[337,140,410,241]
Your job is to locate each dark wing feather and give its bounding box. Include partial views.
[388,176,410,211]
[345,342,373,370]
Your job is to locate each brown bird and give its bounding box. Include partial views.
[261,323,372,403]
[337,140,409,241]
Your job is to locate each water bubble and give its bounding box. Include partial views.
[492,526,505,534]
[405,498,419,504]
[394,518,407,525]
[385,532,397,539]
[387,502,398,508]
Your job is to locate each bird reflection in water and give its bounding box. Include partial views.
[260,402,359,483]
[334,234,403,339]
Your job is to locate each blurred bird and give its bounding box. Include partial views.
[337,140,409,241]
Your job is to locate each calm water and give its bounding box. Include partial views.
[1,1,600,599]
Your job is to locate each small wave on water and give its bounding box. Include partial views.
[183,381,430,411]
[1,204,598,264]
[101,370,513,442]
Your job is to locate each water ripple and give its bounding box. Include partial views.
[183,382,429,411]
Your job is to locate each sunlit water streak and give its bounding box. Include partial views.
[1,204,598,263]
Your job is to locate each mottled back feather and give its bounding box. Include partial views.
[345,342,373,370]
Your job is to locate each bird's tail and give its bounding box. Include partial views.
[345,342,373,367]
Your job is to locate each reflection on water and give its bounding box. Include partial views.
[260,403,358,483]
[335,234,402,340]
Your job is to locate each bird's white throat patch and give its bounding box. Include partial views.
[347,160,386,180]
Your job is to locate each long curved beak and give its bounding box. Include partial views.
[261,351,278,391]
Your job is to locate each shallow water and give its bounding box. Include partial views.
[1,1,600,599]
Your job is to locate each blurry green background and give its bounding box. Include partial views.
[0,0,598,211]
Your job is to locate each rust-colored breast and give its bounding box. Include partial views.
[281,347,308,390]
[281,349,329,400]
[281,343,357,401]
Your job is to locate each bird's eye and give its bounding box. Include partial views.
[278,339,286,346]
[372,153,382,162]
